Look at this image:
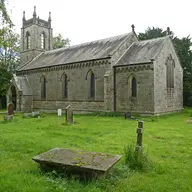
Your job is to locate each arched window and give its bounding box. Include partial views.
[90,72,95,98]
[26,32,31,49]
[131,77,137,97]
[41,32,45,49]
[166,55,175,88]
[61,73,68,98]
[41,75,46,99]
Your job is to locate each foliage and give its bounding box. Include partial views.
[0,0,12,25]
[124,144,153,172]
[138,27,174,40]
[53,33,70,49]
[138,27,192,106]
[0,27,20,96]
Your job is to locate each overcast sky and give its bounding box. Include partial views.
[7,0,192,45]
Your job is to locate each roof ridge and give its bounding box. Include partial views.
[138,36,169,43]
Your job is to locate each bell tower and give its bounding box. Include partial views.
[20,6,53,65]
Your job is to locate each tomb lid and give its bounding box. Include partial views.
[32,148,122,172]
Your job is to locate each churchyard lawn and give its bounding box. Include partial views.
[0,110,192,192]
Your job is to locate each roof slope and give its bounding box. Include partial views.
[19,32,134,71]
[116,36,169,65]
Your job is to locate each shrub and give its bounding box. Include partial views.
[187,96,192,107]
[124,144,153,172]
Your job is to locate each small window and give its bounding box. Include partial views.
[26,32,31,49]
[90,72,95,98]
[41,76,46,99]
[61,73,68,98]
[41,33,45,49]
[131,77,137,97]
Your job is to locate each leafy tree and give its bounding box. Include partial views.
[53,33,70,49]
[138,27,192,106]
[0,0,12,25]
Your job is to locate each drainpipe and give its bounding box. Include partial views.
[113,66,116,112]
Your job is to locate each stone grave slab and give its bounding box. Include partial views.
[32,148,122,178]
[4,115,13,121]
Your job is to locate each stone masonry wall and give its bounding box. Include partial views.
[20,24,53,65]
[154,38,183,114]
[24,62,111,112]
[115,68,155,114]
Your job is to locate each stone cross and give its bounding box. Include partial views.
[7,102,14,115]
[135,121,144,152]
[65,105,73,124]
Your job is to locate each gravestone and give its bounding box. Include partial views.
[58,109,62,116]
[135,121,144,151]
[7,102,14,115]
[65,105,73,124]
[32,148,122,179]
[4,102,14,121]
[32,111,40,117]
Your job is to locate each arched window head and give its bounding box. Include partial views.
[26,32,31,49]
[40,75,46,99]
[61,73,68,98]
[90,72,95,98]
[131,77,137,97]
[41,32,45,49]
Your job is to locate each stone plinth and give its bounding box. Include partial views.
[32,148,122,178]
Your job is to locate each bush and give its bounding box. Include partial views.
[124,144,153,172]
[187,96,192,107]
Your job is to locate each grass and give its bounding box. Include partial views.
[1,109,192,191]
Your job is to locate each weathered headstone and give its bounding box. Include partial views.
[32,111,40,117]
[135,121,144,151]
[58,109,62,116]
[4,102,14,121]
[65,105,73,124]
[32,148,122,179]
[7,102,14,115]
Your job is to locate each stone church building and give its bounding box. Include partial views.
[7,7,183,115]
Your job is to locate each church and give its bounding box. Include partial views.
[7,7,183,115]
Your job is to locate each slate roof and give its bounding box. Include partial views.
[116,36,169,66]
[18,32,134,71]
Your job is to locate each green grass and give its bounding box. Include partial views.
[1,109,192,192]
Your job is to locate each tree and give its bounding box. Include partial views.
[53,33,70,49]
[138,27,192,106]
[0,0,12,25]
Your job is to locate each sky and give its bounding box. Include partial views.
[7,0,192,45]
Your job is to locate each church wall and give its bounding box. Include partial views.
[115,68,154,114]
[25,62,111,112]
[154,38,183,114]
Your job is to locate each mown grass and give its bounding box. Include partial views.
[1,109,192,192]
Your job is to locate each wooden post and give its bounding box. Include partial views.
[135,121,144,152]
